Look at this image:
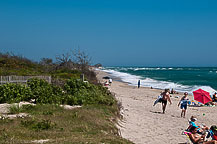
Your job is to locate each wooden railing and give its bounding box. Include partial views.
[0,76,51,84]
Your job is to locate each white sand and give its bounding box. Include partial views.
[96,70,217,144]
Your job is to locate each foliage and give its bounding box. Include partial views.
[0,52,44,76]
[21,118,56,131]
[0,83,33,103]
[64,79,115,105]
[0,77,115,107]
[9,104,23,114]
[27,78,64,104]
[0,104,132,143]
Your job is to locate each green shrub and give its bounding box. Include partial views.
[64,79,115,105]
[0,83,33,103]
[27,78,64,104]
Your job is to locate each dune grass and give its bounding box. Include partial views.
[0,104,132,144]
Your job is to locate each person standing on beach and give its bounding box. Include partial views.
[178,92,189,118]
[159,89,172,114]
[109,78,112,86]
[138,80,140,88]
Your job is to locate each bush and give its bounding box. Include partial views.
[0,78,115,106]
[0,83,33,103]
[64,79,115,105]
[27,78,64,104]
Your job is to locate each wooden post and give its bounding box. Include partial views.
[48,76,51,83]
[80,74,84,82]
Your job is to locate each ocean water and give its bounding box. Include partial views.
[101,67,217,94]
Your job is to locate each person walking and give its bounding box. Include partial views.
[178,92,189,118]
[159,89,172,114]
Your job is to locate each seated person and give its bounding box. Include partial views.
[188,116,209,133]
[170,88,178,94]
[207,125,217,140]
[213,93,217,102]
[188,126,217,144]
[205,101,216,106]
[104,81,109,86]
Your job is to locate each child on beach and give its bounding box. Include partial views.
[178,92,189,118]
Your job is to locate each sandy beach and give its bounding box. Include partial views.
[96,70,217,144]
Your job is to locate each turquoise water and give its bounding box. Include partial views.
[102,67,217,93]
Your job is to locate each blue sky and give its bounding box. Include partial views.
[0,0,217,66]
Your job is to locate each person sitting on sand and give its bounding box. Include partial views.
[188,126,217,144]
[104,81,109,86]
[178,92,189,118]
[213,93,217,102]
[170,88,178,94]
[207,125,217,140]
[188,116,209,134]
[158,89,172,114]
[205,101,216,106]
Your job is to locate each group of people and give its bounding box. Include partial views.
[104,78,112,86]
[155,89,217,118]
[154,89,217,143]
[185,116,217,144]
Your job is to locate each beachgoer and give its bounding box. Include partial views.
[212,126,217,140]
[188,116,209,133]
[104,81,109,86]
[178,92,189,118]
[207,125,217,140]
[188,126,217,144]
[171,88,178,94]
[205,101,216,106]
[109,78,112,86]
[213,92,217,102]
[138,80,140,88]
[158,88,172,114]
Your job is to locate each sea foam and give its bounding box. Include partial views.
[101,68,217,95]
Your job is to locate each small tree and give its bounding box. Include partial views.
[55,53,74,69]
[72,49,91,71]
[40,58,53,65]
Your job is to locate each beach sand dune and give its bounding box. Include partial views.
[96,70,217,144]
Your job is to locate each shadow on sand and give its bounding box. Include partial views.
[149,110,164,114]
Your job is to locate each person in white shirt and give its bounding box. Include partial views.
[109,78,112,86]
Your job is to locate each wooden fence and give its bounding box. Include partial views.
[0,76,51,84]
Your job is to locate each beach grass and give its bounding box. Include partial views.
[0,104,132,144]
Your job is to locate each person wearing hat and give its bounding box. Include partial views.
[178,92,189,118]
[189,116,209,134]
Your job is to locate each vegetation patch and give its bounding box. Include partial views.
[0,52,132,143]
